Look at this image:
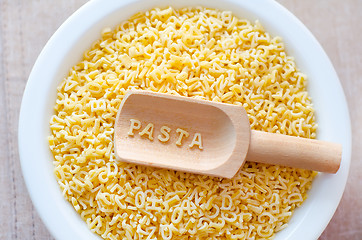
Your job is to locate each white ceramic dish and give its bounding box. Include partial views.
[18,0,351,239]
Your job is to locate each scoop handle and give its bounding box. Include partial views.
[245,130,342,173]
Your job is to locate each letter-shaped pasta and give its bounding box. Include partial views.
[175,128,189,146]
[158,125,171,143]
[128,119,141,136]
[189,132,203,149]
[139,123,154,140]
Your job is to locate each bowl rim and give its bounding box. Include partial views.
[18,0,351,239]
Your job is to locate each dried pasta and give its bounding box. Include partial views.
[49,6,318,240]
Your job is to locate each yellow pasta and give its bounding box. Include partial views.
[49,6,317,240]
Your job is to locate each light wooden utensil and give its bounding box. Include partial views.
[114,91,342,178]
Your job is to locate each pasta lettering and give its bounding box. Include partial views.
[127,119,141,136]
[127,119,203,149]
[175,128,190,146]
[189,132,203,150]
[138,123,154,140]
[158,125,171,143]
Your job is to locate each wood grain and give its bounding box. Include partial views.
[0,0,360,239]
[114,91,252,178]
[247,131,342,173]
[115,92,341,177]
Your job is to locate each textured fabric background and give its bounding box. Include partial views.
[0,0,361,239]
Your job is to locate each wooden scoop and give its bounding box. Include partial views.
[114,91,342,178]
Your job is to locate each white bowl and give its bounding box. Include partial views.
[18,0,351,239]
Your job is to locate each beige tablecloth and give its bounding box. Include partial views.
[1,0,361,239]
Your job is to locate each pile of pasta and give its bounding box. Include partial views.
[49,7,318,240]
